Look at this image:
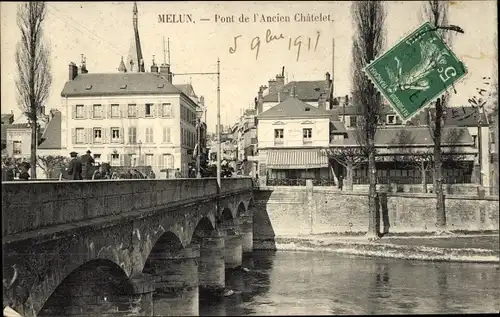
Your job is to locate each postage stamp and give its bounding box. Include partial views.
[363,22,468,122]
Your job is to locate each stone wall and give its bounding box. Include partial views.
[2,178,253,236]
[253,185,499,245]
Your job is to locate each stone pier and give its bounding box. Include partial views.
[221,219,244,269]
[240,215,254,253]
[198,230,226,296]
[148,244,200,316]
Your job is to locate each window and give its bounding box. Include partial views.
[274,129,284,145]
[93,104,102,118]
[181,128,185,145]
[13,141,21,155]
[162,103,172,117]
[128,104,137,117]
[163,127,171,143]
[145,127,154,143]
[145,154,154,167]
[128,127,137,144]
[163,154,174,169]
[472,135,477,147]
[76,105,85,118]
[111,154,120,166]
[332,134,344,141]
[111,104,120,118]
[303,128,312,144]
[386,115,396,125]
[93,128,102,143]
[111,128,120,142]
[145,104,153,117]
[349,115,358,127]
[76,128,85,144]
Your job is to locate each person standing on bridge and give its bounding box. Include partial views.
[80,150,95,180]
[67,151,83,180]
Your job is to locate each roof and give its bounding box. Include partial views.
[38,111,62,149]
[257,98,332,119]
[175,84,198,98]
[332,104,488,127]
[60,73,183,97]
[266,148,329,169]
[330,126,474,147]
[330,120,347,134]
[1,114,14,124]
[262,80,330,103]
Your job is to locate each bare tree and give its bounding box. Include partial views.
[15,2,52,179]
[421,0,453,233]
[351,1,386,240]
[323,147,367,191]
[37,155,69,179]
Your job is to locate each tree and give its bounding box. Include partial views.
[351,1,386,240]
[15,2,52,179]
[37,155,69,179]
[421,0,454,234]
[323,147,367,191]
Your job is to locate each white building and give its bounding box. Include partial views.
[59,2,203,178]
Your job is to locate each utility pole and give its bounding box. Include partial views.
[171,60,221,190]
[216,58,221,190]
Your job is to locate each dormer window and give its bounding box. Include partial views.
[305,107,311,111]
[120,84,127,89]
[314,88,321,92]
[85,85,92,90]
[157,83,164,88]
[386,115,396,125]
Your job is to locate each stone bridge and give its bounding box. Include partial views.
[2,178,254,316]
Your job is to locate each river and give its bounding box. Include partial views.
[196,251,499,315]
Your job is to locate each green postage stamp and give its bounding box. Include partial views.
[364,22,468,122]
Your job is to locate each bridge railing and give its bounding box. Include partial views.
[2,177,253,237]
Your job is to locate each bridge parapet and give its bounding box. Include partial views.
[2,177,253,237]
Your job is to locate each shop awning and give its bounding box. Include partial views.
[266,149,329,169]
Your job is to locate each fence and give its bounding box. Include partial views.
[266,178,336,187]
[353,174,472,185]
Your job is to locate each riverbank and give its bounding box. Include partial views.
[254,233,500,263]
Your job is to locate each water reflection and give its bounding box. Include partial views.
[195,251,499,316]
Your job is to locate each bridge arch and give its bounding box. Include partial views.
[38,259,133,316]
[142,231,184,275]
[237,201,246,217]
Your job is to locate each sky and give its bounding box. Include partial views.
[1,1,497,133]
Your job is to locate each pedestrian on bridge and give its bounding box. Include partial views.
[67,151,83,180]
[80,150,95,180]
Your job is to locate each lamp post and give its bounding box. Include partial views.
[195,114,202,178]
[138,140,142,166]
[172,58,221,191]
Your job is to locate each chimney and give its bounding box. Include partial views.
[159,63,172,83]
[268,79,277,95]
[68,62,78,80]
[80,55,88,74]
[257,85,266,114]
[151,55,158,73]
[276,67,285,91]
[200,96,205,106]
[318,93,326,110]
[419,110,429,126]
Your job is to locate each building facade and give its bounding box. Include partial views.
[256,98,332,185]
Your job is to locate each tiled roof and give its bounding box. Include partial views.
[257,98,332,119]
[330,126,473,147]
[266,149,329,169]
[38,111,62,149]
[60,73,182,97]
[262,80,329,103]
[175,84,197,98]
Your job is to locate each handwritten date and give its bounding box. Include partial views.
[229,29,321,61]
